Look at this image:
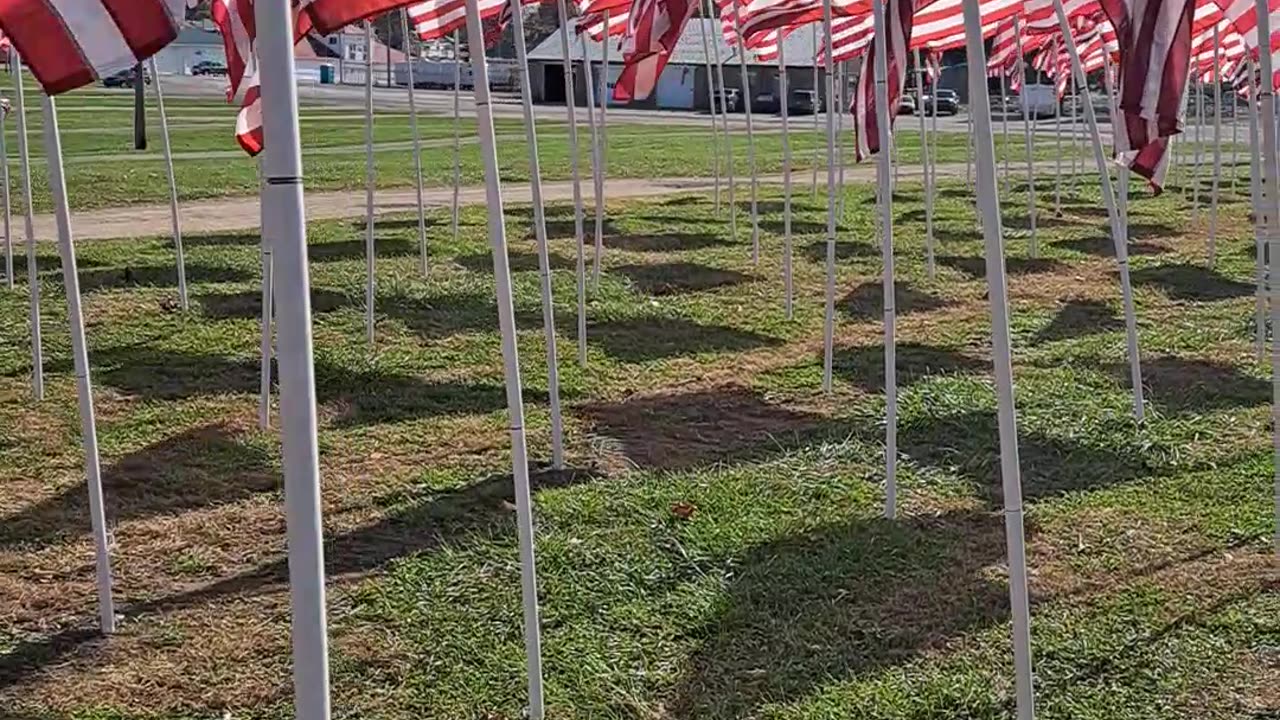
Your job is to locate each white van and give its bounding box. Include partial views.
[1019,83,1059,118]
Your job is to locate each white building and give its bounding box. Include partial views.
[151,27,225,75]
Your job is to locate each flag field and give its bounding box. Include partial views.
[0,170,1273,719]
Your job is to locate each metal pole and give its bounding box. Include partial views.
[258,161,273,431]
[812,23,821,198]
[870,0,897,519]
[403,9,428,276]
[451,33,463,247]
[148,58,188,311]
[0,84,10,291]
[1208,24,1223,267]
[554,0,588,366]
[12,50,41,400]
[1250,0,1280,556]
[462,0,547,711]
[1000,70,1009,194]
[133,63,146,150]
[961,3,1035,716]
[820,0,838,393]
[915,50,935,279]
[1250,58,1266,359]
[364,21,377,346]
[581,30,604,289]
[780,42,793,319]
[255,0,333,714]
[510,0,566,470]
[697,9,723,213]
[1014,19,1037,256]
[41,95,116,635]
[706,0,736,242]
[1053,0,1145,422]
[733,0,760,264]
[1193,74,1204,225]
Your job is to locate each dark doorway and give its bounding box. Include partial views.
[544,63,567,103]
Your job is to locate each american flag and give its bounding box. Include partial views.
[409,0,509,40]
[580,8,631,38]
[852,0,932,161]
[0,0,189,94]
[613,0,699,101]
[1100,0,1198,191]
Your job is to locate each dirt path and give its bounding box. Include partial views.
[41,162,976,242]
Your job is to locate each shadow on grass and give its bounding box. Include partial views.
[1034,299,1123,344]
[940,255,1065,279]
[801,239,879,263]
[75,264,254,293]
[181,231,262,248]
[0,424,274,550]
[307,236,419,263]
[0,465,598,690]
[82,346,551,427]
[840,281,953,320]
[578,386,844,471]
[671,509,1011,719]
[899,410,1157,503]
[758,218,831,235]
[604,233,734,253]
[934,227,983,244]
[453,250,575,274]
[196,288,352,320]
[544,218,622,240]
[1130,263,1254,301]
[615,262,752,296]
[1052,236,1168,257]
[580,317,780,362]
[833,343,987,392]
[1106,356,1270,414]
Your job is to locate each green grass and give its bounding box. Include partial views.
[0,154,1274,719]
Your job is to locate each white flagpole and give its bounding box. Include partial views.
[966,92,974,192]
[255,0,332,714]
[0,83,11,291]
[780,42,794,319]
[1053,0,1144,422]
[1208,25,1222,267]
[1000,70,1010,194]
[258,161,274,431]
[707,0,737,243]
[1069,75,1078,195]
[597,13,611,280]
[511,0,566,470]
[812,23,821,199]
[870,0,898,519]
[12,51,41,400]
[1251,0,1280,556]
[733,2,760,264]
[364,21,377,346]
[41,95,116,634]
[697,11,723,213]
[1054,51,1062,216]
[451,33,463,247]
[1014,19,1038,257]
[1193,74,1204,225]
[463,0,548,709]
[581,31,605,290]
[821,0,838,393]
[915,50,935,279]
[961,3,1035,716]
[1249,58,1266,359]
[554,0,588,366]
[148,57,188,311]
[839,61,850,214]
[1231,81,1240,187]
[403,9,429,276]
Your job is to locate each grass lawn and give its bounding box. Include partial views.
[0,84,1131,213]
[0,157,1275,719]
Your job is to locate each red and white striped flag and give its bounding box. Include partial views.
[1101,0,1198,191]
[580,8,631,38]
[409,0,509,40]
[739,0,868,49]
[0,0,189,94]
[853,0,934,161]
[613,0,699,101]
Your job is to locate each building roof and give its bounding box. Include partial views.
[526,18,821,68]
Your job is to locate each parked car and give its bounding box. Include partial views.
[921,88,960,116]
[898,94,917,115]
[101,66,150,87]
[789,89,820,115]
[192,60,227,76]
[753,91,781,113]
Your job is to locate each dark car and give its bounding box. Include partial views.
[788,89,820,115]
[922,88,960,116]
[715,87,743,113]
[192,60,228,76]
[101,67,150,87]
